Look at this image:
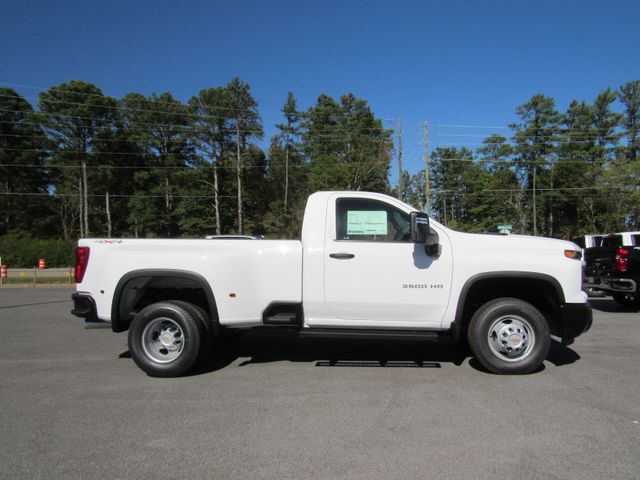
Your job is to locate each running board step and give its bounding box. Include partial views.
[263,302,303,326]
[299,328,441,340]
[263,313,302,326]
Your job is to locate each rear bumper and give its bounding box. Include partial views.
[584,277,637,294]
[560,302,592,344]
[71,293,110,329]
[71,292,97,318]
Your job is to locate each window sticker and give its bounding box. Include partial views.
[347,210,388,235]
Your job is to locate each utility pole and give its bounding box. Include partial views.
[284,140,289,214]
[423,121,430,214]
[78,176,83,238]
[236,121,243,235]
[397,118,403,200]
[105,191,112,237]
[532,165,537,236]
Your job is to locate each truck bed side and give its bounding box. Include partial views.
[77,239,302,327]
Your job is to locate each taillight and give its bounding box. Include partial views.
[75,247,90,283]
[615,248,629,272]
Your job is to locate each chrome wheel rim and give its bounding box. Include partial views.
[487,315,535,362]
[142,317,185,363]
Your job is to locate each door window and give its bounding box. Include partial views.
[336,198,411,242]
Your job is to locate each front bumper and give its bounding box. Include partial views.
[560,302,592,344]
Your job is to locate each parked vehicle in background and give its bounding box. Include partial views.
[605,231,640,247]
[584,232,640,307]
[71,191,592,377]
[572,234,605,297]
[571,234,604,251]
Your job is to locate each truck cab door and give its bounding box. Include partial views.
[322,195,452,328]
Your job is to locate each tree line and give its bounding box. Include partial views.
[405,82,639,237]
[0,78,638,243]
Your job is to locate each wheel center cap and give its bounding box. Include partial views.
[508,334,523,347]
[160,332,174,346]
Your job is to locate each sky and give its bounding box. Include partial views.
[1,0,639,178]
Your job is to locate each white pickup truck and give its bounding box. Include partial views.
[72,191,592,376]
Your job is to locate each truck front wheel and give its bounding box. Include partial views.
[128,302,202,377]
[468,298,550,375]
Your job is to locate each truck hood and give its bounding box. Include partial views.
[445,230,578,256]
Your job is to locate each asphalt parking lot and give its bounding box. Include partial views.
[1,287,639,480]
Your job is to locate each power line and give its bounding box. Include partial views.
[0,158,391,170]
[0,191,239,198]
[436,132,619,139]
[2,184,637,199]
[436,185,639,193]
[436,123,510,129]
[0,109,395,136]
[0,81,293,117]
[431,140,619,146]
[0,146,618,165]
[0,128,393,148]
[0,83,398,125]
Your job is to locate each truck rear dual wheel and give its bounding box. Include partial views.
[167,300,212,359]
[128,301,205,377]
[468,298,551,375]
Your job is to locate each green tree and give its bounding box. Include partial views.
[618,80,640,162]
[303,93,391,193]
[511,94,560,236]
[91,117,143,237]
[226,78,263,234]
[120,92,192,237]
[476,135,521,232]
[38,81,116,238]
[188,87,234,235]
[0,89,54,236]
[554,100,598,237]
[264,92,307,237]
[241,144,270,235]
[277,92,300,215]
[430,147,474,228]
[400,170,425,211]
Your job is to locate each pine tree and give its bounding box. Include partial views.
[225,78,263,234]
[511,94,560,236]
[0,89,53,236]
[303,93,391,193]
[38,81,116,237]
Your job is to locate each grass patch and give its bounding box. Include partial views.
[1,277,74,285]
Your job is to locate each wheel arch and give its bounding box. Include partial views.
[450,272,565,340]
[111,269,220,333]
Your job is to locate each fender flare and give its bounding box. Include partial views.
[111,269,220,333]
[449,271,565,340]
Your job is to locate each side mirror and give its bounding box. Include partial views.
[411,211,440,256]
[410,212,430,243]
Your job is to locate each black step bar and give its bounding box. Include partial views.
[299,327,442,341]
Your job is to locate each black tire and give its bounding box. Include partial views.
[128,302,202,377]
[168,300,212,359]
[468,298,550,375]
[611,293,640,307]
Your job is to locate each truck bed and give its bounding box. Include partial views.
[77,238,303,327]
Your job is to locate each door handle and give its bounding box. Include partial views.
[329,253,355,259]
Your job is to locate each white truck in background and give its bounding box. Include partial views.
[72,191,592,376]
